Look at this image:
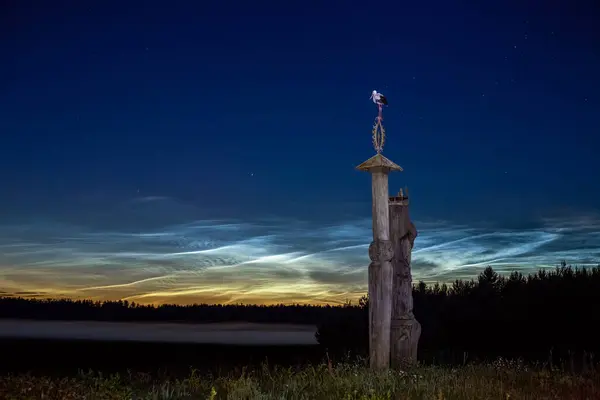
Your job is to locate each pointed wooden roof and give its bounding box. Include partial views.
[355,153,403,172]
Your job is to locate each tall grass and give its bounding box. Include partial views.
[1,359,598,399]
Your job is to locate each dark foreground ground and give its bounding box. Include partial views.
[0,338,325,377]
[1,349,599,400]
[1,339,600,399]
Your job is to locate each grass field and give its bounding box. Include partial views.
[1,360,599,400]
[1,339,598,399]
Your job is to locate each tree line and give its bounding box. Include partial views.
[1,262,599,365]
[318,262,600,365]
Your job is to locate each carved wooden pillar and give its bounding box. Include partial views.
[356,154,402,370]
[389,188,421,368]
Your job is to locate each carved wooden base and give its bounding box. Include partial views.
[390,316,421,369]
[368,239,394,370]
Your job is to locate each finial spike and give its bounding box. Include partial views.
[370,90,387,153]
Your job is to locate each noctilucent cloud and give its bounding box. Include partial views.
[1,1,599,304]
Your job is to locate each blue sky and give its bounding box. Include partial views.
[1,1,599,304]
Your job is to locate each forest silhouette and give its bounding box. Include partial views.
[1,263,598,366]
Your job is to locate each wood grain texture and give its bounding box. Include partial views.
[357,154,402,371]
[367,169,394,370]
[368,239,393,370]
[371,170,390,241]
[389,194,421,368]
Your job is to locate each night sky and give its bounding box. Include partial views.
[1,1,599,305]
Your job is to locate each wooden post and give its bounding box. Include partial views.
[389,188,421,368]
[356,153,402,370]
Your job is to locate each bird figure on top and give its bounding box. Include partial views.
[370,90,388,106]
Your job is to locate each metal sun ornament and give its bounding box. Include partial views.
[369,90,388,154]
